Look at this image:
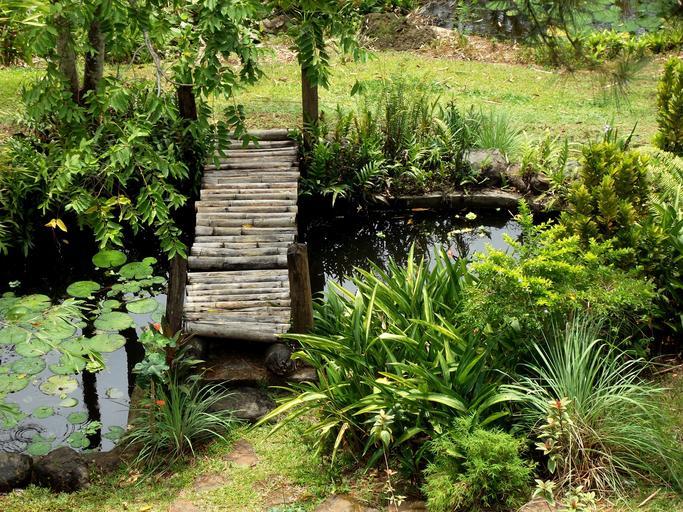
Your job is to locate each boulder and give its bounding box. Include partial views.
[466,149,509,186]
[208,386,275,423]
[33,446,89,492]
[0,452,32,492]
[264,343,295,376]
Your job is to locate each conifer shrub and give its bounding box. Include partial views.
[654,57,683,156]
[422,419,533,512]
[559,142,650,248]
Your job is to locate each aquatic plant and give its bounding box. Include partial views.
[0,249,165,453]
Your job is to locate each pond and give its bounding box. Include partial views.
[302,208,521,294]
[0,207,520,455]
[0,243,164,456]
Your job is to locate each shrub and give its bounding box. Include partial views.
[300,77,475,202]
[423,419,533,512]
[465,202,656,358]
[505,316,683,494]
[654,57,683,156]
[559,142,650,248]
[258,249,507,469]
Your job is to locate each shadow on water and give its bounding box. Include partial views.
[301,208,521,295]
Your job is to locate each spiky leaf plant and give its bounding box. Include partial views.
[655,57,683,156]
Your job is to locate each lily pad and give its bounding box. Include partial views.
[66,281,101,298]
[151,308,164,324]
[105,387,124,399]
[88,333,126,352]
[60,338,91,356]
[49,355,86,375]
[11,357,46,375]
[0,402,25,429]
[15,338,51,357]
[0,373,29,393]
[125,298,158,315]
[67,431,90,449]
[39,375,78,396]
[118,261,153,280]
[103,425,125,442]
[94,312,134,332]
[109,281,142,296]
[17,294,51,312]
[0,325,29,345]
[27,438,53,457]
[67,411,88,425]
[32,406,55,419]
[101,299,121,312]
[59,397,79,408]
[38,316,78,340]
[92,249,127,269]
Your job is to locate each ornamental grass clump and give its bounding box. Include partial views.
[505,316,683,495]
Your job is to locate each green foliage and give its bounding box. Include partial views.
[258,248,507,469]
[466,202,655,356]
[654,57,683,156]
[301,78,476,202]
[519,133,573,206]
[504,316,683,494]
[125,373,237,468]
[468,109,521,160]
[560,142,650,247]
[423,419,533,512]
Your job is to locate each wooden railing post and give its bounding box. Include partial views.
[287,242,314,333]
[164,254,187,336]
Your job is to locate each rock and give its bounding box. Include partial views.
[224,439,258,468]
[288,365,318,384]
[208,386,275,422]
[33,446,89,493]
[263,14,287,33]
[530,173,551,192]
[265,343,295,376]
[315,494,378,512]
[520,497,560,511]
[417,0,457,29]
[0,452,32,492]
[466,149,509,186]
[82,447,123,474]
[504,163,528,192]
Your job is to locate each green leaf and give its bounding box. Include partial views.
[0,373,30,393]
[11,357,46,375]
[88,333,126,352]
[103,425,124,442]
[39,375,78,396]
[125,298,158,315]
[67,431,90,449]
[0,326,29,345]
[59,397,78,408]
[66,281,100,298]
[27,438,53,456]
[94,312,135,332]
[118,261,153,280]
[92,249,127,269]
[15,338,51,357]
[17,294,51,312]
[67,411,88,425]
[32,406,55,419]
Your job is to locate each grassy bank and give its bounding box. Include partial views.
[0,47,666,145]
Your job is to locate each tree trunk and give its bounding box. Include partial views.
[164,84,200,335]
[301,64,319,149]
[81,15,105,99]
[54,15,79,102]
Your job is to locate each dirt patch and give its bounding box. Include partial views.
[224,439,259,468]
[362,13,437,51]
[422,29,528,65]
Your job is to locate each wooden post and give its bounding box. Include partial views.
[287,243,314,333]
[164,254,187,336]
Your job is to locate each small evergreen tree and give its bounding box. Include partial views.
[654,57,683,155]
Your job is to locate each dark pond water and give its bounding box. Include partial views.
[0,238,163,455]
[302,208,521,295]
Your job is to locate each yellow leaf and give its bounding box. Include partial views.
[44,219,57,229]
[138,506,152,512]
[55,219,68,232]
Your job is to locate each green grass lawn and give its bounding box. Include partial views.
[0,47,667,146]
[229,47,665,145]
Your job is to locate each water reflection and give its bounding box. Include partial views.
[302,209,521,294]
